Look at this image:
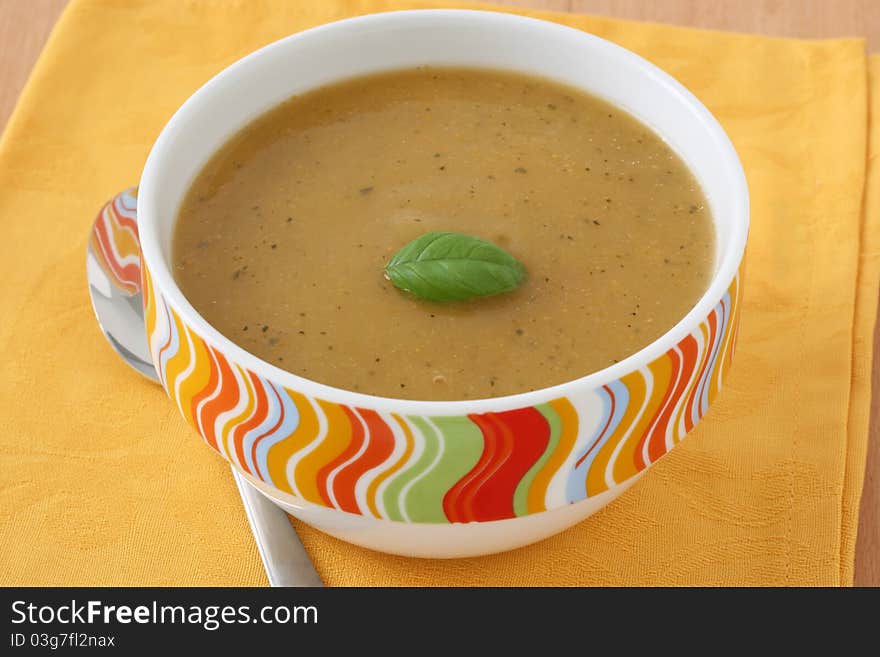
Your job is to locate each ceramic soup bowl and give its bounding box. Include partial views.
[87,9,748,558]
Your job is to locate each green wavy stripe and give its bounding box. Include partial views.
[403,416,483,523]
[513,403,562,516]
[380,416,440,522]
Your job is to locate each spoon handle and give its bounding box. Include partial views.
[231,468,323,587]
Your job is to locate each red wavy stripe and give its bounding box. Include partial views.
[329,409,396,514]
[683,311,718,432]
[92,203,141,291]
[315,406,361,509]
[667,335,700,441]
[575,385,616,469]
[473,409,550,521]
[442,415,500,523]
[638,347,683,467]
[190,337,220,447]
[229,371,270,475]
[445,409,549,522]
[198,347,240,451]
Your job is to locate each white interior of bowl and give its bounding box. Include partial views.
[138,9,749,414]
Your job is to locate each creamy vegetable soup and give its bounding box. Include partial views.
[173,68,714,401]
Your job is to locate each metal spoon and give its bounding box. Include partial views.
[86,189,322,587]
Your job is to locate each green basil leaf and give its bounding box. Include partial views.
[384,231,526,302]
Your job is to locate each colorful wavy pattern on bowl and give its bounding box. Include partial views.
[142,246,741,524]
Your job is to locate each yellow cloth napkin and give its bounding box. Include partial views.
[0,0,877,586]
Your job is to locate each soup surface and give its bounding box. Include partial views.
[174,68,714,401]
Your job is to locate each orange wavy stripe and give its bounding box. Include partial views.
[176,326,212,428]
[682,320,713,434]
[295,399,352,506]
[671,334,700,443]
[332,409,396,516]
[634,352,674,469]
[190,337,221,440]
[198,347,239,452]
[224,368,258,473]
[265,390,317,496]
[316,406,364,511]
[365,414,416,518]
[526,398,578,514]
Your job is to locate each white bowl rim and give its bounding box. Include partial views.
[137,8,749,416]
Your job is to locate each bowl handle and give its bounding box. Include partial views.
[86,188,160,383]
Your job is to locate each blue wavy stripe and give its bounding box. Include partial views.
[693,293,728,425]
[254,382,300,486]
[117,189,137,215]
[238,374,283,477]
[565,379,629,503]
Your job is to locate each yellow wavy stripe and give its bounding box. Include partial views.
[106,204,139,260]
[265,390,318,496]
[717,274,741,390]
[591,370,642,489]
[365,414,416,518]
[612,365,667,483]
[163,310,193,402]
[294,399,352,505]
[527,398,578,514]
[585,409,614,495]
[176,325,212,427]
[221,365,256,466]
[143,270,156,341]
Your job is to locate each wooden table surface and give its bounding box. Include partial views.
[1,0,877,586]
